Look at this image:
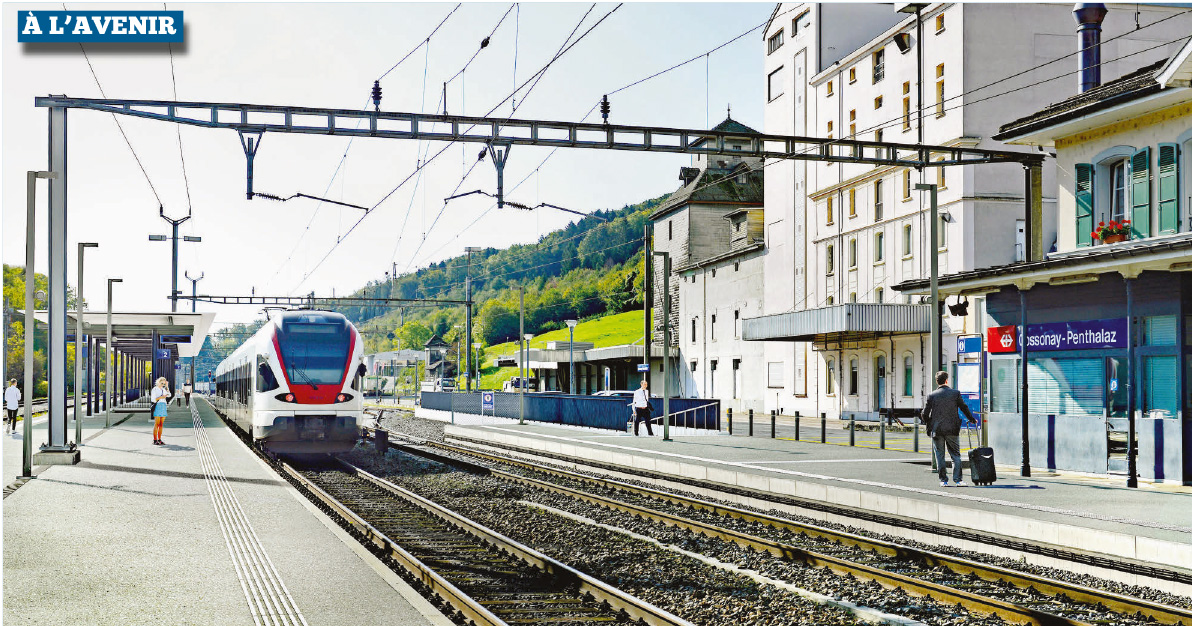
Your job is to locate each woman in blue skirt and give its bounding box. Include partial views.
[150,378,171,445]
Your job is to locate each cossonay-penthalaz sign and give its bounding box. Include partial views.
[987,317,1128,354]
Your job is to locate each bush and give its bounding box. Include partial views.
[34,381,48,398]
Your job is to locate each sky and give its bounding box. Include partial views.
[3,1,774,327]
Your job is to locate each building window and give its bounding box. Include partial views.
[768,67,786,102]
[849,67,857,83]
[691,360,698,372]
[711,268,717,278]
[1109,159,1128,224]
[937,160,947,189]
[850,291,857,303]
[849,357,859,395]
[668,220,673,240]
[849,238,857,268]
[826,244,835,275]
[827,80,834,97]
[826,295,834,305]
[938,215,948,249]
[768,29,784,54]
[874,179,884,220]
[903,355,913,396]
[849,188,857,217]
[710,314,717,340]
[876,287,884,303]
[826,196,834,225]
[691,318,697,343]
[767,362,784,388]
[826,358,836,395]
[903,223,913,257]
[872,48,885,83]
[875,231,884,262]
[849,109,856,137]
[935,13,945,32]
[734,310,740,338]
[902,82,911,131]
[935,63,945,116]
[875,128,883,143]
[734,261,739,271]
[874,95,883,110]
[826,120,834,137]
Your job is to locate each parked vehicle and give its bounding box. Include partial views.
[502,377,539,392]
[420,378,456,393]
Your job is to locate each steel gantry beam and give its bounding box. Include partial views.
[178,295,470,307]
[34,96,1044,170]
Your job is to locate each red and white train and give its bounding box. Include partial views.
[213,310,368,454]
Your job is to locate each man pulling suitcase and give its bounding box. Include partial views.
[921,371,974,487]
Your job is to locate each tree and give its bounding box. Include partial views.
[396,321,433,351]
[477,300,519,344]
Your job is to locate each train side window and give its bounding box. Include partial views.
[257,359,279,392]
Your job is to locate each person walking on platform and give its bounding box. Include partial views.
[151,378,171,446]
[5,380,20,434]
[922,371,973,487]
[631,378,654,436]
[182,382,192,407]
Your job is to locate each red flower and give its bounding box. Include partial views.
[1098,221,1105,227]
[1091,231,1100,239]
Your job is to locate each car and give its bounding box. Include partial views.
[592,390,636,398]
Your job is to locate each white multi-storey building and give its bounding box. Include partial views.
[746,2,1190,420]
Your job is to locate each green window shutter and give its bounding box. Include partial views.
[1130,147,1151,239]
[1075,163,1094,247]
[1157,143,1180,234]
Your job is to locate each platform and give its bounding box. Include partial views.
[423,410,1192,596]
[3,398,450,626]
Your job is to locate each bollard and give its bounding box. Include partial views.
[880,420,886,449]
[821,412,827,443]
[913,416,919,452]
[771,410,776,439]
[727,408,733,435]
[374,428,389,455]
[794,411,800,441]
[748,409,754,437]
[849,413,856,446]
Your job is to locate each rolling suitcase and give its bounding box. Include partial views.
[966,429,997,486]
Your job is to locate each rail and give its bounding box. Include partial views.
[397,436,1192,626]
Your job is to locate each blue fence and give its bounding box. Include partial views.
[422,392,720,432]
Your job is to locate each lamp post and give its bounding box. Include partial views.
[519,286,526,425]
[105,278,122,428]
[523,333,533,423]
[473,343,482,388]
[464,246,482,392]
[149,207,201,312]
[565,319,578,394]
[74,241,97,446]
[22,171,57,479]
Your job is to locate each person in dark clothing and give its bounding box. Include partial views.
[921,371,974,487]
[631,379,655,436]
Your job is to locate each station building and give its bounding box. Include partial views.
[897,36,1192,482]
[647,117,767,412]
[744,2,1191,422]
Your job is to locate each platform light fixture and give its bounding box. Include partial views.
[148,235,167,241]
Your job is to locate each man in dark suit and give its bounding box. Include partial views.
[921,371,974,487]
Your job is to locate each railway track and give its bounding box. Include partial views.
[282,455,693,626]
[373,430,1192,626]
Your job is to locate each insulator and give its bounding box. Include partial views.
[600,95,610,125]
[480,36,490,49]
[478,148,487,161]
[371,80,382,111]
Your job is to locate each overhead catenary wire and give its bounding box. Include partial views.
[290,3,623,293]
[65,2,163,207]
[165,4,192,214]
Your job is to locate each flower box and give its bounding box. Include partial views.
[1092,220,1130,245]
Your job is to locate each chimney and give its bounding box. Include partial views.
[1074,3,1108,93]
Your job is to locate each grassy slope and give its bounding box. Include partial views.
[473,310,644,390]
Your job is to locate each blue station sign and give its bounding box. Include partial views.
[1023,317,1128,351]
[19,11,184,43]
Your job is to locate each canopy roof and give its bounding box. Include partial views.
[31,310,216,359]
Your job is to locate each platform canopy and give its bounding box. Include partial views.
[32,311,216,359]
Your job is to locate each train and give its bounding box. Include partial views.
[213,310,368,454]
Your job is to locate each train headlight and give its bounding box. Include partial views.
[336,393,352,403]
[275,393,296,403]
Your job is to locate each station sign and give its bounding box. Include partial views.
[481,392,494,410]
[988,317,1128,354]
[957,336,982,355]
[636,363,650,372]
[155,348,171,360]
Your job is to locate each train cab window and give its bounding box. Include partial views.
[257,358,280,392]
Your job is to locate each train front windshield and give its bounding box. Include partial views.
[277,321,351,386]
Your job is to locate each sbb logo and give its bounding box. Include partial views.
[987,325,1017,353]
